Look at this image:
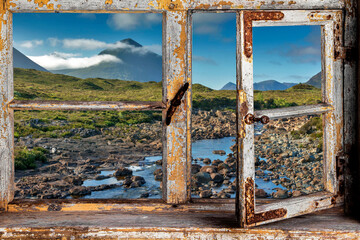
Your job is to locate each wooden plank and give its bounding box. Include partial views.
[6,0,344,12]
[322,13,343,194]
[254,192,343,226]
[255,104,334,119]
[9,100,164,111]
[7,199,236,213]
[236,11,256,228]
[0,207,359,239]
[252,10,340,27]
[0,11,13,210]
[162,10,190,204]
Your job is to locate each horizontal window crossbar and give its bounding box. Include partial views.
[255,103,333,120]
[8,100,165,111]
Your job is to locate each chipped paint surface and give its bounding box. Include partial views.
[0,0,353,233]
[162,10,190,204]
[237,10,344,227]
[243,11,284,58]
[6,0,345,12]
[0,10,13,210]
[9,100,164,111]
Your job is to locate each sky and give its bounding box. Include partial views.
[13,13,321,90]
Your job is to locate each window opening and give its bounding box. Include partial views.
[12,13,164,200]
[191,12,237,199]
[252,26,324,200]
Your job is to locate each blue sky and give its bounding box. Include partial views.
[14,13,321,90]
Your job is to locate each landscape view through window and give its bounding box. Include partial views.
[13,13,323,200]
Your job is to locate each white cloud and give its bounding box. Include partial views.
[28,53,122,70]
[19,40,43,49]
[63,38,109,50]
[48,38,60,47]
[107,13,161,30]
[61,38,161,55]
[52,52,81,58]
[143,44,162,55]
[62,38,136,51]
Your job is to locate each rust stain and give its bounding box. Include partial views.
[288,0,296,5]
[245,177,286,225]
[245,177,255,225]
[240,102,248,117]
[243,11,284,58]
[252,208,287,224]
[194,1,234,9]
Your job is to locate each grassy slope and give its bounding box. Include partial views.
[14,68,322,170]
[15,68,321,109]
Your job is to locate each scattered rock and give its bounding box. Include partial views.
[212,150,226,155]
[69,186,91,196]
[272,189,289,199]
[255,188,268,198]
[114,167,133,177]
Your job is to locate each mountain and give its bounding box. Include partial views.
[221,82,236,90]
[306,72,321,88]
[53,38,162,82]
[220,80,296,91]
[13,48,48,72]
[254,80,296,91]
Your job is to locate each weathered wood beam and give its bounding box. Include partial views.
[6,0,344,12]
[0,10,13,210]
[162,10,191,204]
[9,100,164,111]
[255,104,334,120]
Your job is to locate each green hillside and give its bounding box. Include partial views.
[14,68,321,110]
[13,68,322,170]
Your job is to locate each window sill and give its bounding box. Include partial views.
[0,207,359,239]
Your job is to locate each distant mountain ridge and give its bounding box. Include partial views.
[221,72,322,91]
[13,48,48,72]
[53,38,162,82]
[220,80,296,91]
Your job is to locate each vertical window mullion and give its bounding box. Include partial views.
[236,11,256,227]
[162,10,191,204]
[0,10,14,210]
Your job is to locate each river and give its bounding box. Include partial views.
[80,136,285,199]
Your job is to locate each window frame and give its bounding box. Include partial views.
[0,0,352,228]
[236,10,344,227]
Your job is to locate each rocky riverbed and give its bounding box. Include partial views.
[14,110,323,200]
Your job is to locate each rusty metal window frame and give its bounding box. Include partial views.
[0,0,349,227]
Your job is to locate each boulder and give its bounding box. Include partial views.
[272,189,289,199]
[193,172,211,184]
[114,167,133,177]
[210,173,224,183]
[255,188,268,198]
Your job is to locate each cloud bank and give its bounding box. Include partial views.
[18,40,43,49]
[28,52,122,70]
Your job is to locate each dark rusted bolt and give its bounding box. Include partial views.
[244,113,255,125]
[244,113,270,125]
[168,3,175,9]
[260,115,270,124]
